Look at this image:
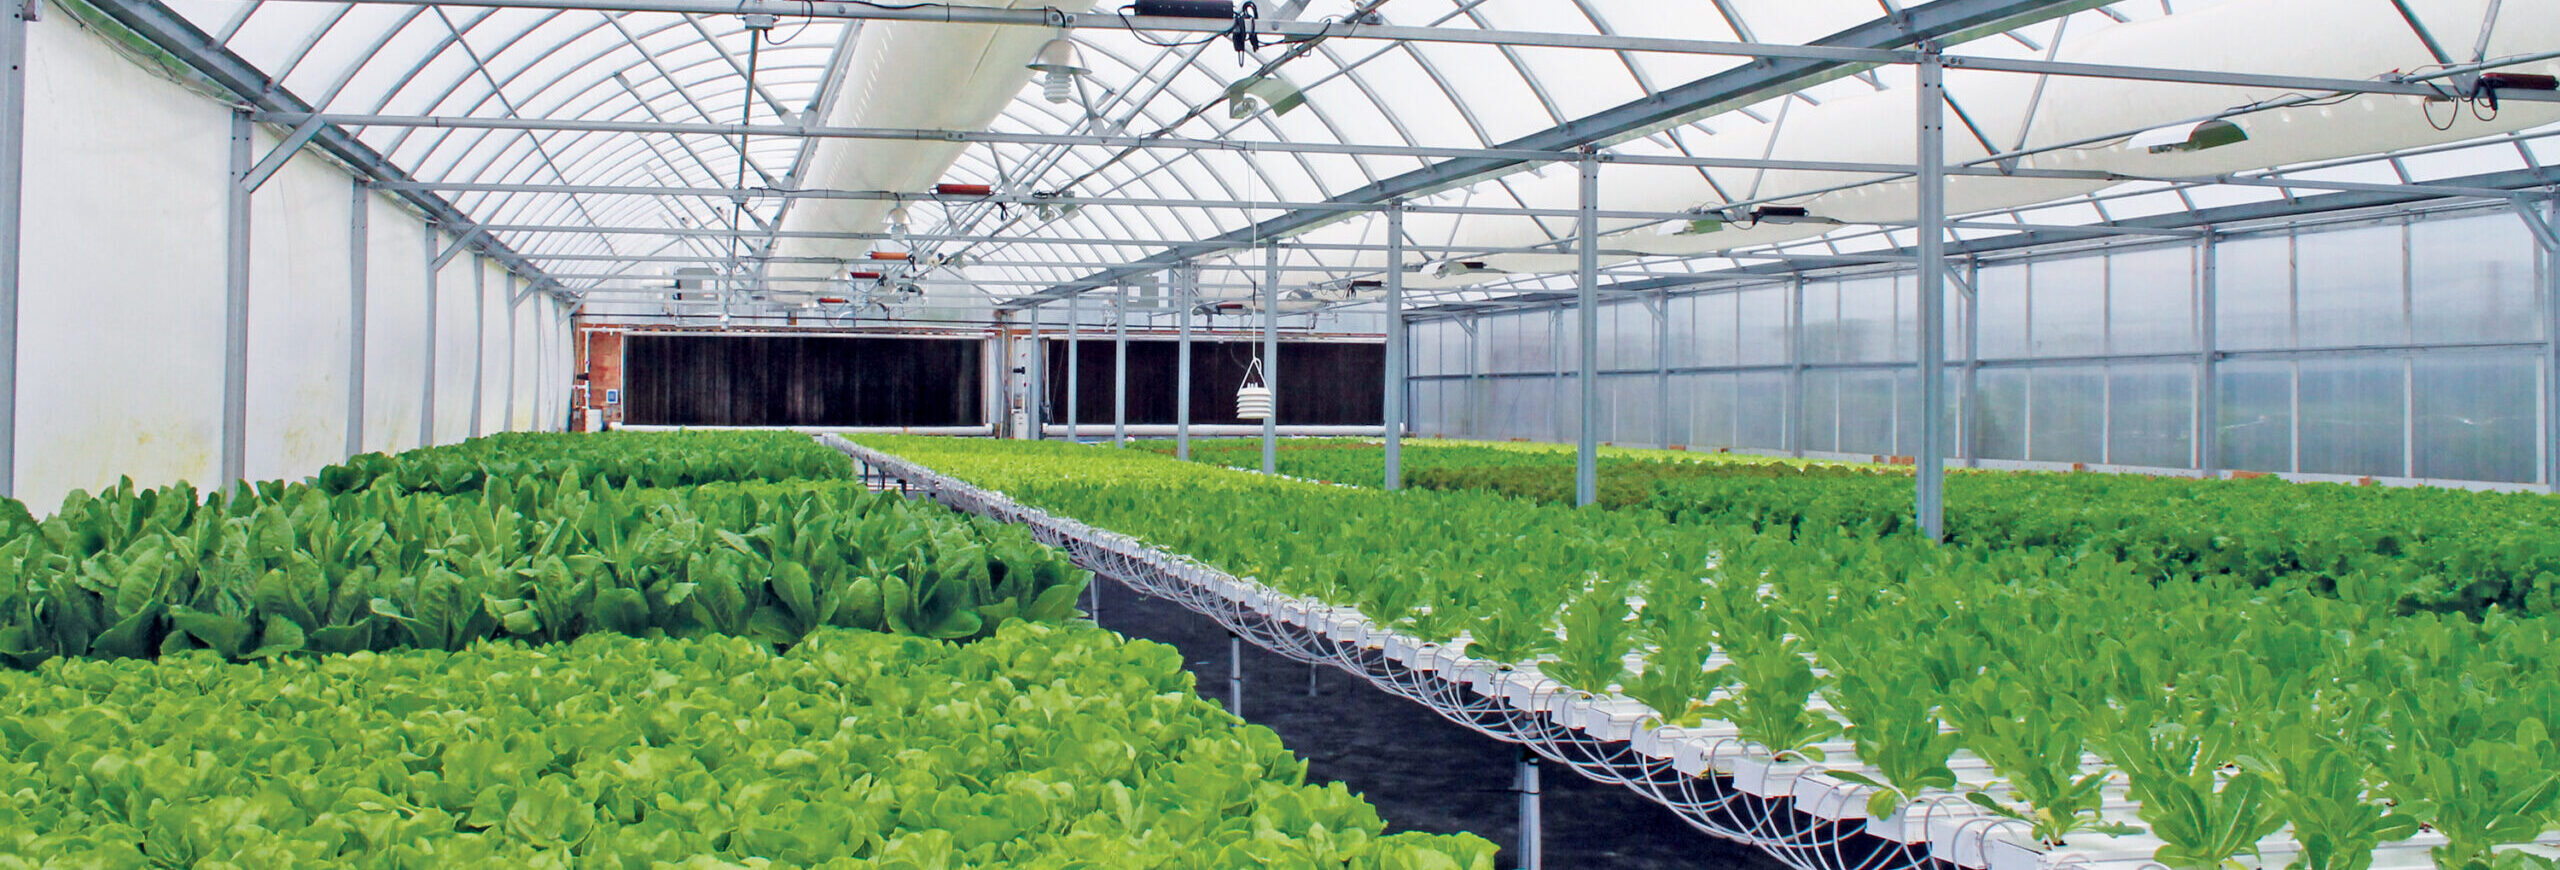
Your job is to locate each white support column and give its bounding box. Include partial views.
[1113,285,1128,448]
[220,110,253,493]
[1574,152,1600,508]
[2535,201,2560,493]
[1067,295,1080,443]
[468,258,486,439]
[1177,266,1195,460]
[419,224,438,448]
[2199,234,2222,478]
[1786,277,1806,458]
[1962,261,1982,468]
[503,275,520,432]
[1915,48,1949,541]
[346,181,369,456]
[1262,241,1279,475]
[1384,202,1406,490]
[0,0,27,498]
[1026,302,1043,440]
[1655,289,1671,448]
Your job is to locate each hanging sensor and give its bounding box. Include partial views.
[738,13,777,30]
[1131,0,1236,17]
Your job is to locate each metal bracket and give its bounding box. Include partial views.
[2514,198,2560,254]
[431,225,485,270]
[238,112,325,193]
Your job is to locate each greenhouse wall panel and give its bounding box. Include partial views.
[363,193,433,456]
[15,20,231,509]
[243,141,356,487]
[431,249,481,446]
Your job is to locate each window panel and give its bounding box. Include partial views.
[2414,353,2539,483]
[1976,263,2029,360]
[2297,357,2406,478]
[2412,213,2543,345]
[2216,361,2293,473]
[2296,225,2409,348]
[2030,257,2105,358]
[1975,368,2028,461]
[2108,364,2195,469]
[2108,246,2198,354]
[1736,372,1788,451]
[1737,287,1789,366]
[2029,366,2105,464]
[2215,235,2293,351]
[1838,370,1897,456]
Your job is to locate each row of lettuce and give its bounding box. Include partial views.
[0,432,1497,868]
[1154,438,2560,619]
[882,436,2560,870]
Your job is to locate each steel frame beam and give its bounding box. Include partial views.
[347,180,369,457]
[257,0,2560,107]
[1007,0,2110,308]
[1915,50,1949,542]
[220,110,253,493]
[0,0,26,499]
[83,0,563,297]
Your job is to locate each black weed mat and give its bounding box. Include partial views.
[1090,576,1790,870]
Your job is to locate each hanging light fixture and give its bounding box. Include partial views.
[887,203,912,243]
[1027,35,1090,104]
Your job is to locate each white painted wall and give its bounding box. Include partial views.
[363,193,431,455]
[429,249,479,447]
[18,18,227,508]
[8,20,572,511]
[244,133,355,485]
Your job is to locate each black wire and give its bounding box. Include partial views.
[766,0,817,45]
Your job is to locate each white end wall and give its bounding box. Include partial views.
[9,17,573,511]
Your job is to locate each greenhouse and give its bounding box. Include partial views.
[3,0,2559,868]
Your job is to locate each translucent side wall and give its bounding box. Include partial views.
[10,19,573,511]
[1412,206,2553,489]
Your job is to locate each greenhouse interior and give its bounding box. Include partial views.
[4,0,2560,867]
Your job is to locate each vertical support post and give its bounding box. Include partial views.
[1574,152,1601,508]
[1263,241,1280,475]
[1384,202,1406,490]
[1516,747,1543,870]
[504,276,519,432]
[346,182,369,456]
[420,224,439,448]
[0,0,24,499]
[1113,285,1128,447]
[1655,289,1671,448]
[468,258,486,439]
[1913,48,1949,542]
[2536,201,2559,493]
[220,110,253,494]
[1177,266,1195,459]
[1786,277,1806,457]
[2199,234,2222,478]
[1026,302,1043,440]
[1227,631,1244,717]
[1067,295,1080,443]
[1962,261,1982,468]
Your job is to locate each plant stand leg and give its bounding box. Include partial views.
[1517,746,1542,870]
[1228,632,1244,718]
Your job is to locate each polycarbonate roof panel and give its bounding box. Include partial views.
[153,0,2560,305]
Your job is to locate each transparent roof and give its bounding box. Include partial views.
[151,0,2560,311]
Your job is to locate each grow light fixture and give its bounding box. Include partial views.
[2129,119,2248,154]
[1227,74,1306,120]
[1425,259,1503,279]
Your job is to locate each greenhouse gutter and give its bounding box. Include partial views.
[1003,0,2110,309]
